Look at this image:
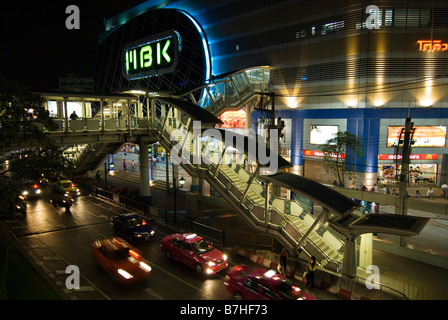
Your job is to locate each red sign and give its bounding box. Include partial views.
[417,40,448,52]
[303,150,346,159]
[378,154,438,160]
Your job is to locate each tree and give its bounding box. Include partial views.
[319,131,365,187]
[0,76,58,149]
[0,77,71,213]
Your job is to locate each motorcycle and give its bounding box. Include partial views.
[51,190,74,212]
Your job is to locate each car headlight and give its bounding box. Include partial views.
[117,269,133,279]
[22,191,28,196]
[150,230,155,236]
[35,189,41,194]
[223,254,228,261]
[207,261,216,267]
[139,262,152,273]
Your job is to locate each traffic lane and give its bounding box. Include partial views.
[17,195,122,236]
[26,218,232,300]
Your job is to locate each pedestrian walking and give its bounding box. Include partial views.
[279,248,288,276]
[304,256,316,287]
[131,159,135,172]
[441,183,448,199]
[123,159,127,171]
[416,190,421,198]
[427,187,433,199]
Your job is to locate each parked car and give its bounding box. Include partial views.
[160,233,228,275]
[225,264,316,300]
[91,237,152,285]
[111,213,155,242]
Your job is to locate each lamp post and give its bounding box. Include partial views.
[173,176,186,224]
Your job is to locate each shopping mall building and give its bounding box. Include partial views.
[90,0,448,188]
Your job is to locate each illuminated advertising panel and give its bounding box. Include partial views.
[219,110,246,129]
[387,126,446,147]
[123,30,181,80]
[309,125,338,145]
[47,101,57,117]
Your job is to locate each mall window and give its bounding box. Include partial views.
[394,8,431,27]
[322,21,345,35]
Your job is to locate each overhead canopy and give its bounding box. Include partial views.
[258,171,359,217]
[330,213,430,238]
[156,97,223,125]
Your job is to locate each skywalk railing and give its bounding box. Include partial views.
[179,66,270,114]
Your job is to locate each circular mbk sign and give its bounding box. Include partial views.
[95,9,211,94]
[123,30,181,80]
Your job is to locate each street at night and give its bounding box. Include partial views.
[1,0,448,313]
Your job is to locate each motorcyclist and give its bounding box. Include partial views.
[51,185,73,212]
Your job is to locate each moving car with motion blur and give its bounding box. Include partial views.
[160,233,228,275]
[54,179,80,197]
[111,213,155,242]
[224,264,316,300]
[91,237,152,285]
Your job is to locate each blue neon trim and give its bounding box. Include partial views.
[177,10,212,83]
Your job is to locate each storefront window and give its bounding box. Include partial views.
[378,164,437,183]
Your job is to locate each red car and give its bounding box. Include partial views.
[91,237,152,285]
[160,233,228,275]
[225,264,316,300]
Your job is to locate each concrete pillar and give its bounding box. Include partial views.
[342,236,358,278]
[139,142,151,201]
[358,233,373,272]
[191,175,199,192]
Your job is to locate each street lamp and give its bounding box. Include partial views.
[173,176,186,224]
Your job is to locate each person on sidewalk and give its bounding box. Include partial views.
[305,256,316,287]
[427,187,434,199]
[279,248,288,276]
[441,183,448,199]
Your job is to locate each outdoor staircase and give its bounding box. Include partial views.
[153,113,345,272]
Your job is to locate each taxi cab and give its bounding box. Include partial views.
[91,237,152,285]
[224,264,316,300]
[160,233,228,275]
[54,180,81,197]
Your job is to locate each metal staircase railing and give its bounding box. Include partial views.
[179,66,270,116]
[151,109,344,272]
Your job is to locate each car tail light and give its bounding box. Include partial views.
[129,250,141,259]
[141,221,147,226]
[292,286,301,293]
[32,184,38,189]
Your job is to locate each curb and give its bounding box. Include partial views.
[231,247,377,300]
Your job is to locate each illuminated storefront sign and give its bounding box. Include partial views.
[303,150,346,159]
[378,154,438,160]
[417,40,448,52]
[123,30,181,80]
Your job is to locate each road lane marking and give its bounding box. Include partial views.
[145,287,165,300]
[147,260,218,300]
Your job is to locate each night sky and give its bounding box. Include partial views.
[0,0,147,91]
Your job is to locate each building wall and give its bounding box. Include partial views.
[100,0,448,187]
